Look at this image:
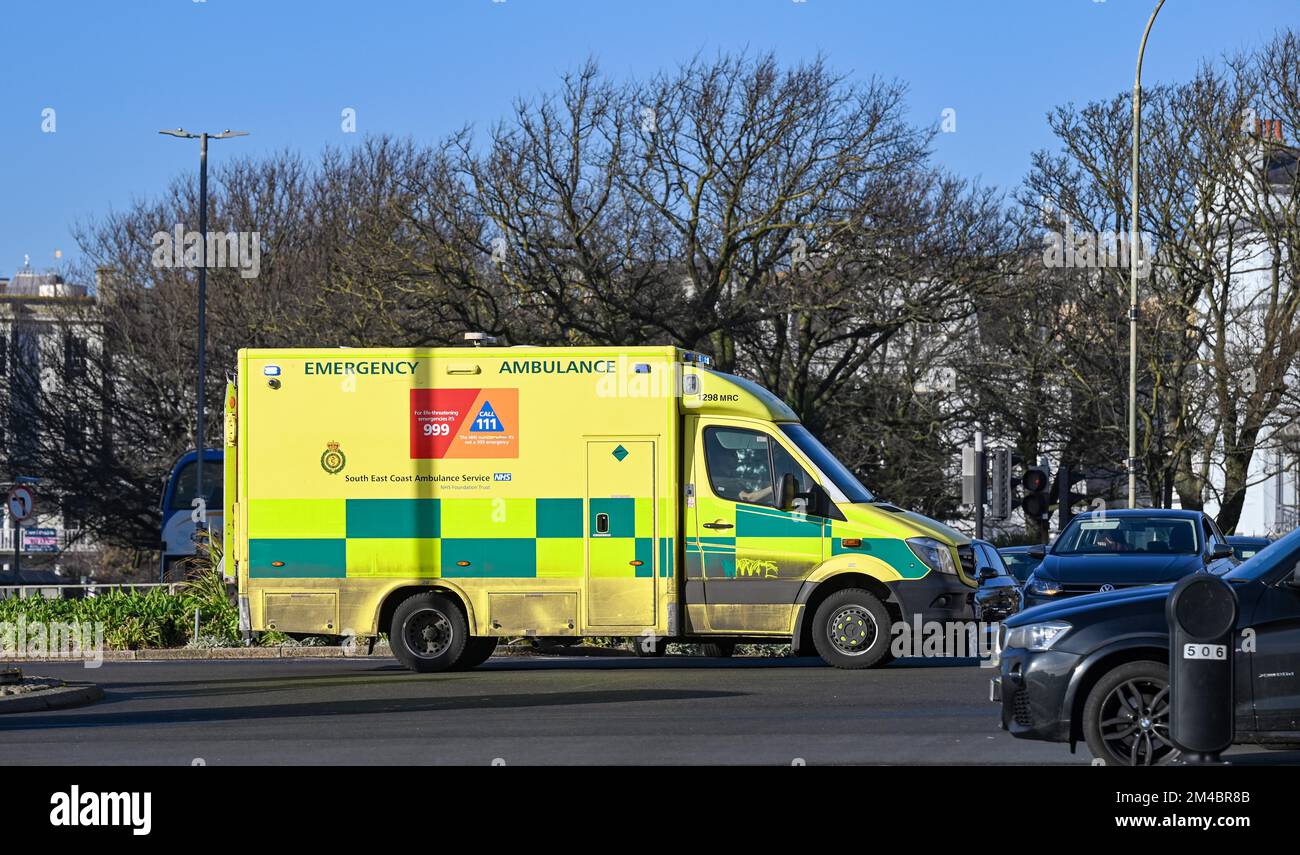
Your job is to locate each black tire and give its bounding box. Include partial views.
[811,588,893,669]
[390,592,468,673]
[699,641,736,658]
[630,635,668,657]
[1082,660,1177,766]
[451,636,499,670]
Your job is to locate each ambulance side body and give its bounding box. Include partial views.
[225,345,975,667]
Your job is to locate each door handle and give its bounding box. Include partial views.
[702,521,734,530]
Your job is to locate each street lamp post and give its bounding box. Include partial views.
[158,129,248,546]
[1128,0,1166,509]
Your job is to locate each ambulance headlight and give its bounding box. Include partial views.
[905,537,958,575]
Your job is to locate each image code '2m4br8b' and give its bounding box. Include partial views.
[224,346,975,671]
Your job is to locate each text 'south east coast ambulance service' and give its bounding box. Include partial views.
[223,346,975,670]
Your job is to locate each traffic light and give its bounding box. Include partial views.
[1055,465,1089,529]
[1021,465,1052,520]
[989,448,1012,521]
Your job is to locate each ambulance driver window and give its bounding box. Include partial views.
[703,428,775,506]
[771,441,815,511]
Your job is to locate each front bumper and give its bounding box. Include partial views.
[995,647,1081,743]
[891,571,974,623]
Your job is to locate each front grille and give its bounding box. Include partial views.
[957,545,976,578]
[1012,689,1034,727]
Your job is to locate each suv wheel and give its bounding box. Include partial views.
[1083,660,1178,766]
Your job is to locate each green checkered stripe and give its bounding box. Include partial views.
[684,503,823,578]
[247,497,672,580]
[683,509,927,580]
[826,521,929,579]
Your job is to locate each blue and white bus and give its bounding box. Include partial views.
[159,449,224,579]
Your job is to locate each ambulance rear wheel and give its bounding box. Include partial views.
[391,592,468,673]
[812,589,892,669]
[452,637,499,670]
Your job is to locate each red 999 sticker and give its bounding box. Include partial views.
[410,388,519,458]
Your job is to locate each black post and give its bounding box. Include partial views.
[1057,464,1071,531]
[1167,574,1237,764]
[11,515,19,584]
[195,132,208,535]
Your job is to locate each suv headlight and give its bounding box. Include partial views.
[906,537,958,575]
[1027,576,1063,596]
[1005,621,1071,651]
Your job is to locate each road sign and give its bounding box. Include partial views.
[23,527,58,553]
[7,486,34,522]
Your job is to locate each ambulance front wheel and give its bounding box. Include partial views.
[811,588,893,669]
[391,592,468,673]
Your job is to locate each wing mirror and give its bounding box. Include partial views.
[778,473,798,512]
[1027,545,1046,560]
[1209,543,1234,561]
[978,565,998,583]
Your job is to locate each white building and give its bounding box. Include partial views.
[0,258,98,578]
[1219,119,1297,536]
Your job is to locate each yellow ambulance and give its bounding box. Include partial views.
[223,345,974,670]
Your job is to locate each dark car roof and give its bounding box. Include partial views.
[1069,508,1207,522]
[1227,535,1271,545]
[998,545,1036,554]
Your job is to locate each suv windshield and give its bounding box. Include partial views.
[1054,516,1198,555]
[778,424,874,503]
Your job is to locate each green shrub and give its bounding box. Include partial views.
[0,529,243,649]
[0,587,192,649]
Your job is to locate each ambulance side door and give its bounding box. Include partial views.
[686,417,823,632]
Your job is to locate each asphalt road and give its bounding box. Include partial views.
[3,655,1296,765]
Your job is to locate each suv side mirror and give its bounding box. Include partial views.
[1209,543,1234,561]
[1027,545,1046,560]
[777,473,798,512]
[978,565,998,583]
[1286,565,1300,590]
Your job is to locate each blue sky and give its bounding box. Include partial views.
[0,0,1294,275]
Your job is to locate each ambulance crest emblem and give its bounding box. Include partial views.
[321,441,347,474]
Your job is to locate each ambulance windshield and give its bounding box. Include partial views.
[779,424,874,503]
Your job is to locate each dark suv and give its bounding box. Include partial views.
[992,526,1300,765]
[1022,509,1235,609]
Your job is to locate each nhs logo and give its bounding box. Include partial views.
[493,472,512,482]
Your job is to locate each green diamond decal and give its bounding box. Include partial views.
[612,444,629,461]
